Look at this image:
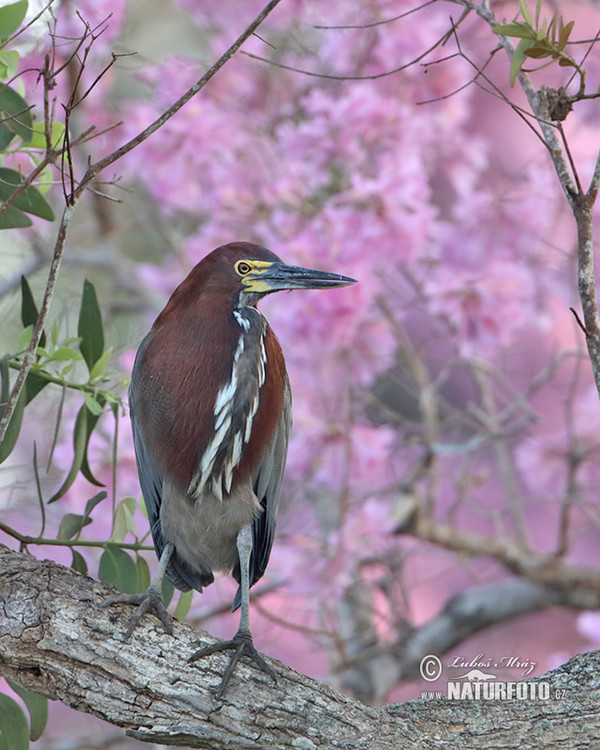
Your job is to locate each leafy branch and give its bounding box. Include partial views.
[493,0,585,96]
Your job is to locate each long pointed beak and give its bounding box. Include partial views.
[258,262,357,292]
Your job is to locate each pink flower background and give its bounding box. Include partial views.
[2,0,600,743]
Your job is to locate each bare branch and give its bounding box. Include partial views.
[241,8,470,82]
[410,515,600,594]
[0,203,74,442]
[312,0,438,30]
[79,0,285,191]
[338,578,600,700]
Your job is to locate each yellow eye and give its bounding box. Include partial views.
[236,261,252,276]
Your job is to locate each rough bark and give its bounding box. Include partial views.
[0,546,599,749]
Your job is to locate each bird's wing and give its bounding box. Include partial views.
[129,332,168,562]
[131,405,200,592]
[129,382,165,558]
[232,374,291,610]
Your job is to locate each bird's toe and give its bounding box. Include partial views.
[101,586,173,639]
[188,630,277,698]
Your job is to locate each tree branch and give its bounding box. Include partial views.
[0,0,284,445]
[1,547,600,749]
[80,0,284,186]
[449,0,600,400]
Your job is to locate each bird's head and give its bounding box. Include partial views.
[195,241,357,307]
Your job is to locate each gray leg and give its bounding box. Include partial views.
[101,543,175,639]
[236,524,252,636]
[188,524,277,699]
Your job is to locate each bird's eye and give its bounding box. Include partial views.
[236,261,252,276]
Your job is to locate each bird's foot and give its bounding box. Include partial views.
[100,585,173,640]
[188,629,277,699]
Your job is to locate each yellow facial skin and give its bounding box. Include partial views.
[236,260,275,294]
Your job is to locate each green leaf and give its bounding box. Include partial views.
[0,203,31,227]
[0,50,19,80]
[0,121,13,149]
[510,38,537,86]
[17,323,32,351]
[110,496,137,543]
[88,347,112,382]
[135,554,151,592]
[0,356,8,409]
[524,42,552,59]
[0,381,26,464]
[5,681,48,743]
[80,453,104,486]
[43,346,82,363]
[493,22,538,40]
[84,489,107,517]
[20,275,46,349]
[0,693,29,750]
[99,546,138,594]
[56,512,92,540]
[558,19,575,51]
[78,280,104,372]
[0,84,32,143]
[23,119,64,150]
[49,396,107,499]
[48,404,88,502]
[71,549,88,575]
[23,369,49,405]
[161,577,174,608]
[80,395,105,487]
[173,590,193,622]
[0,1,28,41]
[0,168,54,221]
[82,391,104,416]
[518,0,532,26]
[546,11,557,43]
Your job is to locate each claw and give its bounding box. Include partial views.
[188,629,277,699]
[101,585,173,639]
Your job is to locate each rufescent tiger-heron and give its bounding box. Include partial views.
[102,241,356,697]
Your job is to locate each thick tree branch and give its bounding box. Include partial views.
[338,577,600,701]
[413,517,600,592]
[1,547,600,749]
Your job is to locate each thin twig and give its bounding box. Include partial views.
[0,204,74,441]
[78,0,285,193]
[0,519,153,551]
[32,442,46,539]
[570,307,589,336]
[3,0,54,46]
[312,0,437,30]
[241,8,470,82]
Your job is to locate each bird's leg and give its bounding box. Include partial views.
[100,542,175,639]
[188,524,277,699]
[236,522,254,636]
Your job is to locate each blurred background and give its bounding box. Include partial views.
[2,0,600,746]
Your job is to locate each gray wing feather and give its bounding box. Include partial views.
[232,374,291,610]
[128,334,164,556]
[131,406,198,592]
[130,386,164,557]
